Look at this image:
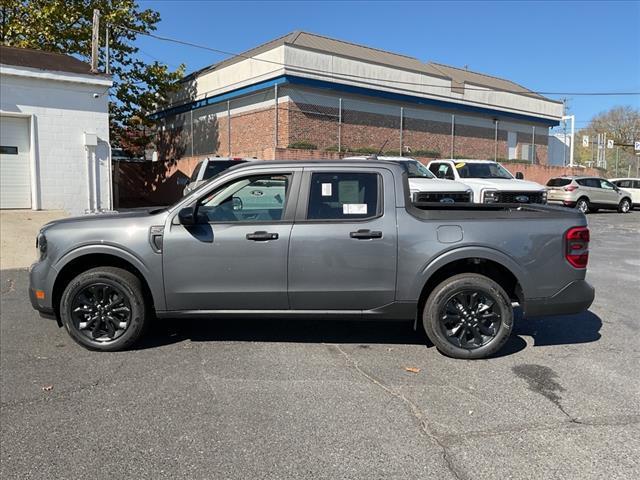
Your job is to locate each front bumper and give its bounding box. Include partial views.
[523,279,595,317]
[547,199,576,208]
[28,260,57,318]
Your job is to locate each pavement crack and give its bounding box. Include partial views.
[327,343,465,480]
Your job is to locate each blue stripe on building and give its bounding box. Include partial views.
[152,74,560,127]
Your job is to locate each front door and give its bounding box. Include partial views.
[163,170,299,311]
[598,179,619,206]
[288,168,397,310]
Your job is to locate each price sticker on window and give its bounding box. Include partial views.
[321,183,332,196]
[343,204,368,215]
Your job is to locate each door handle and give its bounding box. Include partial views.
[349,229,383,240]
[246,231,279,241]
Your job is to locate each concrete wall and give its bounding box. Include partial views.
[0,68,111,214]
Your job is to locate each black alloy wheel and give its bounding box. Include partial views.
[423,273,513,359]
[438,290,501,349]
[70,283,132,342]
[60,267,148,351]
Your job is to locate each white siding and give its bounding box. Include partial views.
[0,71,111,214]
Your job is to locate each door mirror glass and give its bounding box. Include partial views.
[515,172,524,180]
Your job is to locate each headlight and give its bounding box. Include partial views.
[541,190,548,203]
[482,189,499,203]
[36,233,47,260]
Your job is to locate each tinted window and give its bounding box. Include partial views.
[456,162,513,179]
[614,180,633,188]
[403,160,435,178]
[203,160,247,180]
[428,163,441,176]
[430,163,455,179]
[198,174,290,222]
[635,181,640,189]
[577,178,599,188]
[190,161,204,182]
[547,178,571,187]
[307,172,379,220]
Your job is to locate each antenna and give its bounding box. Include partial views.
[377,138,390,156]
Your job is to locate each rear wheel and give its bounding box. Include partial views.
[575,197,590,214]
[423,273,513,359]
[60,267,148,351]
[618,198,631,213]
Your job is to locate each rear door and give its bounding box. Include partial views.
[288,167,397,310]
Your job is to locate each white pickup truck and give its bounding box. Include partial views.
[427,159,547,204]
[345,156,473,203]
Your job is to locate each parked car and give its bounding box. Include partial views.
[427,159,547,204]
[344,156,473,203]
[180,157,251,195]
[546,176,633,213]
[609,178,640,209]
[29,160,594,359]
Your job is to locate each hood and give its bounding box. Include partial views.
[41,208,167,232]
[458,178,545,191]
[408,178,471,193]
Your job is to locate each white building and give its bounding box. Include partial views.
[0,45,112,214]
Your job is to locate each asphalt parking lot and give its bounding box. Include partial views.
[1,211,639,479]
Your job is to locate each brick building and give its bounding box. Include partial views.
[153,31,564,170]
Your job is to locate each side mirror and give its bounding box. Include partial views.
[515,172,524,180]
[178,206,198,225]
[177,177,188,186]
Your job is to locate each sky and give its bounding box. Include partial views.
[137,0,640,129]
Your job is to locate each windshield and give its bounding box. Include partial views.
[404,160,436,179]
[455,162,513,179]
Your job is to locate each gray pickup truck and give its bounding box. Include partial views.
[29,160,594,359]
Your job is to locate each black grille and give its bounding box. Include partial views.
[495,191,545,204]
[413,192,472,203]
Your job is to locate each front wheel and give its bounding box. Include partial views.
[423,273,514,359]
[59,267,148,351]
[618,198,631,213]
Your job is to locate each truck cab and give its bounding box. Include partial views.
[427,159,547,204]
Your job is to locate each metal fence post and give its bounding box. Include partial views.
[531,126,535,163]
[274,84,279,150]
[399,107,404,157]
[338,98,342,153]
[450,114,455,159]
[494,119,498,161]
[227,100,231,156]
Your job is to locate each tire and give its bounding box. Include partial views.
[59,267,148,351]
[423,273,514,359]
[575,197,590,214]
[618,198,631,213]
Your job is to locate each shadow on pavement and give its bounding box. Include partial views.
[135,309,603,356]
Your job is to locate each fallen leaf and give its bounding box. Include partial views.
[404,367,420,374]
[42,385,54,392]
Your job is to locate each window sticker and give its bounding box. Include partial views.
[343,203,368,215]
[455,162,466,169]
[321,183,332,197]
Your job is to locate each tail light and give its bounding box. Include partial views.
[565,226,589,268]
[564,185,578,192]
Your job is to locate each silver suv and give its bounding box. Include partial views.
[546,176,632,214]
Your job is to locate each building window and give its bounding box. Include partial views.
[0,146,18,155]
[507,132,517,160]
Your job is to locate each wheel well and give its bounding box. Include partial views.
[52,254,154,320]
[418,258,521,314]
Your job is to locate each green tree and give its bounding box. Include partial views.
[1,0,184,154]
[572,106,639,175]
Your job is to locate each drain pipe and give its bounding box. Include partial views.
[100,139,114,211]
[93,147,100,211]
[85,146,93,212]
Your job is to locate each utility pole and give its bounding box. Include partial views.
[90,9,100,73]
[615,147,619,176]
[105,24,110,75]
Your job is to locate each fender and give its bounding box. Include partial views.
[54,244,166,311]
[408,245,530,300]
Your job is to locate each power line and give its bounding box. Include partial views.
[115,25,640,98]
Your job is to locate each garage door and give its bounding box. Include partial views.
[0,116,31,209]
